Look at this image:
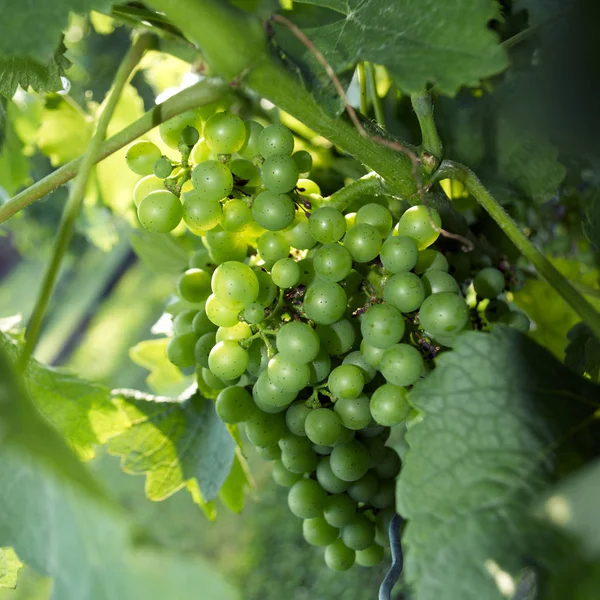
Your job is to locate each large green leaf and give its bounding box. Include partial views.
[109,387,236,502]
[0,548,22,589]
[565,323,600,382]
[0,333,128,460]
[396,327,600,600]
[292,0,508,95]
[130,231,190,275]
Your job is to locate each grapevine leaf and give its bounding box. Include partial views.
[0,113,30,198]
[396,327,600,600]
[0,333,128,461]
[0,548,22,589]
[218,450,253,513]
[130,231,190,275]
[0,445,240,600]
[109,387,236,502]
[583,187,600,249]
[291,0,508,95]
[565,323,600,382]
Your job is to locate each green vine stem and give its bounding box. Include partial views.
[435,160,600,339]
[410,90,443,161]
[357,62,368,115]
[0,78,227,224]
[315,172,388,212]
[365,62,385,128]
[18,34,155,369]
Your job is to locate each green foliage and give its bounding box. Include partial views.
[397,327,600,600]
[0,113,30,197]
[130,230,190,274]
[0,548,22,589]
[292,0,508,95]
[565,323,600,381]
[109,387,236,502]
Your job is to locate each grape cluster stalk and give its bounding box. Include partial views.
[126,109,530,571]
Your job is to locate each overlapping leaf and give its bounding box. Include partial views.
[565,323,600,381]
[0,548,22,589]
[292,0,508,95]
[109,387,236,502]
[397,327,600,600]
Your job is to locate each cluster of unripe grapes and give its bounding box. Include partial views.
[126,110,530,571]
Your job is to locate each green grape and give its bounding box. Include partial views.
[379,235,419,273]
[191,160,233,202]
[379,343,424,387]
[212,261,259,310]
[254,268,278,307]
[316,319,356,356]
[414,249,449,274]
[360,340,386,368]
[222,199,253,232]
[375,507,395,548]
[181,125,200,147]
[342,515,376,551]
[257,231,290,265]
[395,205,441,250]
[474,267,505,298]
[314,445,333,456]
[177,268,212,303]
[305,408,342,446]
[215,386,254,423]
[303,281,347,325]
[286,401,311,436]
[238,120,264,159]
[370,383,410,426]
[371,480,395,509]
[284,214,317,250]
[308,207,346,244]
[342,352,376,384]
[159,110,204,149]
[126,140,162,175]
[309,348,332,384]
[245,410,287,447]
[360,304,405,349]
[298,257,316,286]
[303,516,339,547]
[215,321,251,342]
[272,460,302,487]
[253,371,297,409]
[167,332,197,368]
[208,340,249,380]
[173,310,197,335]
[200,367,229,391]
[182,191,222,234]
[383,272,426,313]
[497,310,530,332]
[355,203,393,238]
[419,292,469,337]
[247,339,269,378]
[261,155,299,194]
[267,354,310,393]
[194,332,217,368]
[230,158,261,187]
[281,445,318,474]
[288,479,327,519]
[325,539,355,571]
[375,447,401,479]
[204,111,246,154]
[204,227,248,263]
[205,293,239,327]
[316,455,350,493]
[153,156,173,179]
[329,440,370,482]
[253,391,289,414]
[483,299,510,323]
[347,471,379,503]
[313,243,353,282]
[324,494,357,527]
[334,395,372,430]
[335,427,356,446]
[243,302,265,324]
[356,544,384,567]
[276,321,320,364]
[137,190,182,233]
[258,124,294,158]
[343,223,382,263]
[256,444,281,461]
[133,175,165,207]
[292,150,313,173]
[328,365,364,400]
[271,257,301,288]
[252,191,295,231]
[189,248,213,271]
[191,137,211,164]
[422,271,460,296]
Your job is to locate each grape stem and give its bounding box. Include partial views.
[434,160,600,340]
[357,62,368,116]
[0,78,228,224]
[410,90,442,164]
[18,33,156,370]
[316,172,388,212]
[366,62,385,128]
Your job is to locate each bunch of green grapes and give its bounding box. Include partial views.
[126,110,530,572]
